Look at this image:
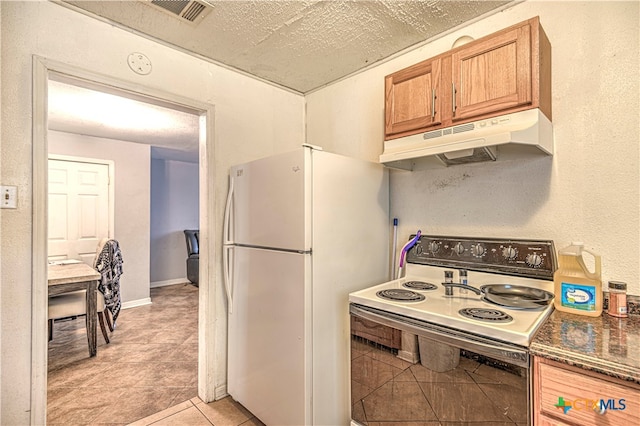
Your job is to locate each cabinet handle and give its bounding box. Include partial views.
[452,83,457,114]
[431,89,436,120]
[594,402,607,415]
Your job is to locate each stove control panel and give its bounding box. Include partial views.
[406,235,556,279]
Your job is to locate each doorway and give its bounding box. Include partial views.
[32,56,218,425]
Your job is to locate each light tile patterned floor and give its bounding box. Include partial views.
[130,396,264,426]
[47,283,263,425]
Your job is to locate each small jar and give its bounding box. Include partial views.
[459,269,468,294]
[444,270,454,284]
[444,270,454,296]
[607,281,628,318]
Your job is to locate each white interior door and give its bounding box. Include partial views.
[48,158,112,265]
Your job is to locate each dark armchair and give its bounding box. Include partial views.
[184,229,199,286]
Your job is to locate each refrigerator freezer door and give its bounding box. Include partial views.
[227,246,311,426]
[229,148,311,251]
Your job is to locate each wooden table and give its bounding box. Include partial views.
[48,263,101,357]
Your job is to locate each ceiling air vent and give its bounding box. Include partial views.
[146,0,211,25]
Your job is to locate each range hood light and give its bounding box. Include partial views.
[436,146,497,167]
[442,148,475,160]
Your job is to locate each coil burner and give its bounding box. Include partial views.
[376,289,425,302]
[403,281,438,291]
[459,308,513,323]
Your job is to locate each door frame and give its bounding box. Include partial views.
[32,55,218,424]
[47,154,116,249]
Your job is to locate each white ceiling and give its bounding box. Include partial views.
[48,79,202,162]
[49,0,513,161]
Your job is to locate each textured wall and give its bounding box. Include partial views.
[49,131,152,304]
[0,1,304,423]
[307,1,640,294]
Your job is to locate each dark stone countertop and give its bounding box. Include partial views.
[530,310,640,385]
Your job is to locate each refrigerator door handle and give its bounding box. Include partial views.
[223,176,235,313]
[223,176,235,245]
[223,245,234,314]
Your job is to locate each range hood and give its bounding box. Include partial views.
[380,109,553,170]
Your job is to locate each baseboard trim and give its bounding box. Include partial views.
[215,384,228,401]
[121,297,152,310]
[150,278,190,288]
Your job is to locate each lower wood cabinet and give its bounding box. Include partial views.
[533,356,640,425]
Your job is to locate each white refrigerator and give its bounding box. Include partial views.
[223,146,389,425]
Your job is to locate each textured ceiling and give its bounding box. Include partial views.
[61,0,512,93]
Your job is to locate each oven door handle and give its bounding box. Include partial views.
[350,304,530,368]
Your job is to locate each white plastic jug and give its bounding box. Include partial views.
[553,242,602,316]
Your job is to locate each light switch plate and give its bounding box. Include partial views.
[1,185,17,209]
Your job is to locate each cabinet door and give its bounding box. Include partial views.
[385,58,441,137]
[533,357,640,426]
[452,23,532,122]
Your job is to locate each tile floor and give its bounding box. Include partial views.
[130,396,264,426]
[351,337,528,425]
[47,283,263,426]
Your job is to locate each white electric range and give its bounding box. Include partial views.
[350,263,556,347]
[350,235,557,347]
[349,235,558,425]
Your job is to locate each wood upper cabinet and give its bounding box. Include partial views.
[533,356,640,426]
[384,16,551,140]
[451,24,532,122]
[385,58,442,136]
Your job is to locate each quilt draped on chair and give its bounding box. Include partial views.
[95,239,124,323]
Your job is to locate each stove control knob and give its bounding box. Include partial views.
[471,244,486,257]
[453,242,465,255]
[415,244,423,255]
[502,246,518,261]
[428,241,440,253]
[526,253,543,267]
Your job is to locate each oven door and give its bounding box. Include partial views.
[350,304,531,425]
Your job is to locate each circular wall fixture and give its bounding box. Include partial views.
[452,35,474,48]
[127,52,152,75]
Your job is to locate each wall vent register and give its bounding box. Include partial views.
[145,0,211,24]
